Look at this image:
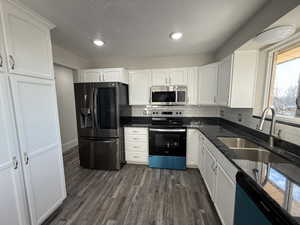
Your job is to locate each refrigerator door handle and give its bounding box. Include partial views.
[93,88,99,128]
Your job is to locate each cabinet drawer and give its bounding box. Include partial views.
[125,141,148,153]
[126,151,148,163]
[125,135,148,143]
[125,127,148,135]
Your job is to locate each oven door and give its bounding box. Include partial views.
[149,128,186,156]
[151,91,176,105]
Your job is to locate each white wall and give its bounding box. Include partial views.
[89,53,215,69]
[52,44,91,69]
[54,65,78,152]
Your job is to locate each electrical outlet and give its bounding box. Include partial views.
[238,113,243,122]
[220,110,225,117]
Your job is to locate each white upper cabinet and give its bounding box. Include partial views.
[10,76,66,225]
[79,69,101,82]
[217,55,232,106]
[151,68,188,86]
[217,50,258,108]
[102,68,128,84]
[186,67,198,105]
[151,69,169,86]
[1,0,55,79]
[129,70,151,105]
[169,68,188,85]
[78,68,129,84]
[0,75,29,225]
[198,62,219,105]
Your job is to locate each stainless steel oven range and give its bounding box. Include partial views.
[149,117,187,170]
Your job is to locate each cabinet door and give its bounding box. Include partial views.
[129,70,151,105]
[2,0,53,79]
[102,69,129,84]
[198,63,219,105]
[187,67,198,105]
[169,68,188,85]
[187,129,199,167]
[197,132,205,174]
[80,70,101,82]
[0,75,29,225]
[151,69,169,86]
[204,147,217,200]
[215,165,236,225]
[0,13,7,73]
[10,76,66,225]
[217,55,232,106]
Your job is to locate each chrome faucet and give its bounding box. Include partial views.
[257,107,277,148]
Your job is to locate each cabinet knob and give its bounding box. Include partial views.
[24,152,29,165]
[9,55,15,70]
[0,54,3,67]
[12,156,18,169]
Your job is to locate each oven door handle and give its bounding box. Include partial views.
[149,128,186,132]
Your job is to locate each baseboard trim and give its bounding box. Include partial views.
[62,139,78,152]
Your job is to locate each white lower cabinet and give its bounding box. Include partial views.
[215,165,236,225]
[199,132,238,225]
[0,75,29,225]
[125,127,149,164]
[9,76,66,225]
[187,129,200,167]
[204,147,217,200]
[198,132,206,176]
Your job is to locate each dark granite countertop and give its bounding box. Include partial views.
[123,118,300,223]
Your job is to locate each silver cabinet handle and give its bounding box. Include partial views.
[0,54,3,67]
[24,152,29,165]
[9,55,15,70]
[12,156,18,169]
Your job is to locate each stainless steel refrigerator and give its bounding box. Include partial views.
[74,82,128,170]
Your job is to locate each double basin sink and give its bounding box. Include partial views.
[217,137,284,163]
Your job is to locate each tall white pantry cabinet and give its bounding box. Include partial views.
[0,1,66,225]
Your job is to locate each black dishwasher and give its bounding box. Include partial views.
[234,172,298,225]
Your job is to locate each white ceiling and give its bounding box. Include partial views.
[20,0,269,59]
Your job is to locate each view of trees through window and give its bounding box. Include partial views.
[271,45,300,117]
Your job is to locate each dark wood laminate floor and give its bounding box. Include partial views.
[47,148,221,225]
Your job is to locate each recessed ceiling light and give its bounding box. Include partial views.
[93,39,104,47]
[170,32,183,40]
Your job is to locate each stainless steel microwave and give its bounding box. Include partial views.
[150,86,187,105]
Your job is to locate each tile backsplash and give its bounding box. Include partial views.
[128,105,220,117]
[221,108,300,147]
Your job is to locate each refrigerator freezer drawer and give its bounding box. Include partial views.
[78,138,121,170]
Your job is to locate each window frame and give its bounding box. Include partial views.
[266,167,300,216]
[263,32,300,124]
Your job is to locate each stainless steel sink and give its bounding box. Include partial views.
[218,137,287,163]
[217,137,264,150]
